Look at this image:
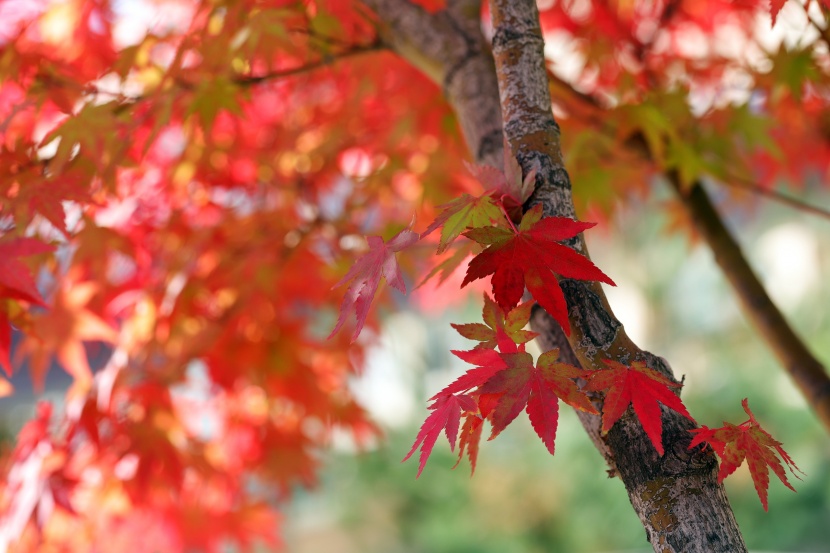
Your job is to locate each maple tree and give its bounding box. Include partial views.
[1,0,829,552]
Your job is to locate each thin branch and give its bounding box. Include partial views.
[287,27,361,48]
[233,38,385,85]
[720,175,830,221]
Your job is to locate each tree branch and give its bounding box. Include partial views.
[530,305,617,473]
[488,1,747,551]
[672,177,830,432]
[545,65,830,433]
[359,0,504,167]
[233,38,384,85]
[719,176,830,221]
[547,70,830,221]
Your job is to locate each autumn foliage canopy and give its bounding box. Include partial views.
[0,0,826,550]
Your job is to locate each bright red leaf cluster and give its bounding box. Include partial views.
[462,204,614,335]
[689,398,803,510]
[405,303,599,476]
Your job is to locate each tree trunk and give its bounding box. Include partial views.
[362,0,749,550]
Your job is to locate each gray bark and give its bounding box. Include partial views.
[360,0,503,168]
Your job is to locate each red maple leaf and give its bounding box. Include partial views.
[0,237,54,307]
[584,359,695,456]
[461,204,614,335]
[0,308,13,376]
[403,393,477,477]
[451,392,502,475]
[329,227,419,341]
[451,294,538,351]
[13,400,53,461]
[0,290,12,388]
[689,398,802,510]
[407,347,508,476]
[454,411,485,474]
[479,349,598,455]
[430,348,509,400]
[16,174,94,237]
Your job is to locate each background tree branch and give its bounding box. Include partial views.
[359,0,503,167]
[672,177,830,432]
[547,54,830,435]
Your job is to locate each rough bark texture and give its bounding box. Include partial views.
[674,178,830,432]
[530,305,617,470]
[489,3,746,550]
[361,0,749,550]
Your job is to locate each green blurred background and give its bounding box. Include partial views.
[284,184,830,553]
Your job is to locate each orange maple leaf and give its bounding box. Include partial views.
[18,280,118,390]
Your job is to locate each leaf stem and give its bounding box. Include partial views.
[233,38,384,85]
[497,198,520,233]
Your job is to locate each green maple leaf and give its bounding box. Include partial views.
[451,293,537,351]
[423,193,507,253]
[187,76,244,130]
